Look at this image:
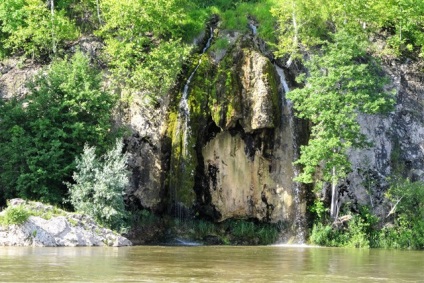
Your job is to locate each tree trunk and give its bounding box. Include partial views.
[287,2,298,67]
[51,0,56,54]
[96,0,102,25]
[330,166,337,219]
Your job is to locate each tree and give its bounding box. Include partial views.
[0,0,78,58]
[287,31,394,219]
[0,51,117,204]
[271,0,424,60]
[67,139,130,231]
[97,0,190,101]
[271,0,330,66]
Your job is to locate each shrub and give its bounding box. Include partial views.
[0,0,78,58]
[310,207,377,248]
[0,51,117,204]
[375,179,424,249]
[67,139,130,232]
[0,205,30,225]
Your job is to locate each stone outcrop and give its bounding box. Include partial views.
[0,58,41,100]
[343,58,424,216]
[123,95,168,213]
[239,50,277,132]
[202,130,295,222]
[0,199,132,247]
[166,28,308,239]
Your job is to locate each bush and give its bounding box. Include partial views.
[0,205,30,225]
[309,223,341,247]
[375,179,424,249]
[67,139,130,232]
[310,207,377,248]
[0,0,78,58]
[0,51,117,204]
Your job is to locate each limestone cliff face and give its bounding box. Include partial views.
[164,28,308,236]
[197,38,300,223]
[0,58,41,100]
[122,95,168,212]
[344,59,424,216]
[239,50,277,132]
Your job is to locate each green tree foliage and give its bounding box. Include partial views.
[271,0,329,63]
[272,0,424,59]
[0,52,117,204]
[97,0,191,101]
[310,181,424,249]
[0,0,78,58]
[378,179,424,249]
[67,139,130,231]
[287,31,394,217]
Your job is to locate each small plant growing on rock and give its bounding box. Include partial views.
[0,205,30,225]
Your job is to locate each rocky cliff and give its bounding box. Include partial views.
[126,21,424,240]
[344,58,424,217]
[2,18,424,243]
[124,23,310,241]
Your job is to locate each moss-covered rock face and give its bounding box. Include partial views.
[123,94,169,213]
[166,25,308,236]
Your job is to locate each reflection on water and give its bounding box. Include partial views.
[0,246,423,282]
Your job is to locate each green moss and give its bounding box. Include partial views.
[167,55,215,207]
[67,217,78,227]
[264,59,282,126]
[208,43,243,129]
[210,37,231,52]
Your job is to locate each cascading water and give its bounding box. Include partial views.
[275,64,306,244]
[178,27,213,156]
[172,27,214,220]
[249,20,306,243]
[248,22,257,35]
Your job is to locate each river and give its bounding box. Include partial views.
[0,245,423,282]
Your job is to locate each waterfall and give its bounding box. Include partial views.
[275,65,290,94]
[178,27,213,156]
[172,27,214,220]
[275,64,306,244]
[248,23,257,35]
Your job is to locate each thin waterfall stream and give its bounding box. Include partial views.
[178,27,213,156]
[249,21,305,243]
[178,27,214,156]
[275,64,306,243]
[173,27,214,220]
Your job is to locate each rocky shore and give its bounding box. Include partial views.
[0,199,131,247]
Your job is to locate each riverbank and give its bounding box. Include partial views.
[0,199,131,247]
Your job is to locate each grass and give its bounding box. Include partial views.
[0,205,30,225]
[180,0,278,45]
[0,200,68,226]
